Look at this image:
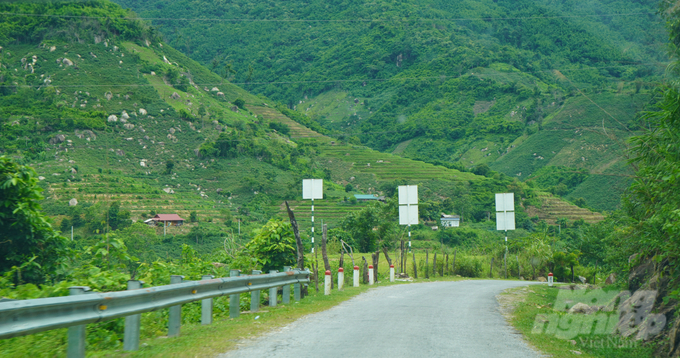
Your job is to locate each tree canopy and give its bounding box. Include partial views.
[0,156,68,283]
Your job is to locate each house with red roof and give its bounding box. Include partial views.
[148,214,185,227]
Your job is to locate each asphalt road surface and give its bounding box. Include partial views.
[219,280,542,358]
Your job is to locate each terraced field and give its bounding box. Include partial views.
[527,193,605,224]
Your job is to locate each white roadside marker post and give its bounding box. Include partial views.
[353,265,360,287]
[338,267,344,290]
[324,270,331,295]
[368,265,375,285]
[390,264,395,282]
[548,272,554,287]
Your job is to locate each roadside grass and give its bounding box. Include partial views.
[501,284,656,358]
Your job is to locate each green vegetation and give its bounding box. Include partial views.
[502,285,656,358]
[113,0,666,211]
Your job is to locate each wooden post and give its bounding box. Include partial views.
[321,224,332,289]
[362,256,369,284]
[285,201,306,298]
[517,256,520,280]
[453,249,457,275]
[433,252,438,277]
[489,258,494,278]
[445,254,449,276]
[382,247,392,266]
[412,251,418,279]
[425,250,429,279]
[400,240,405,273]
[372,250,380,283]
[571,264,575,283]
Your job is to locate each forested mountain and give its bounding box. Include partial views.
[1,0,565,257]
[113,0,667,210]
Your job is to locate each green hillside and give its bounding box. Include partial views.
[0,0,606,252]
[111,0,665,211]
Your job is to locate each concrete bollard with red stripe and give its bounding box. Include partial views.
[338,268,344,290]
[368,265,375,285]
[324,270,331,295]
[390,264,395,282]
[353,266,360,287]
[548,272,554,287]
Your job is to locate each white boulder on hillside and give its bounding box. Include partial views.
[139,108,147,115]
[107,115,118,122]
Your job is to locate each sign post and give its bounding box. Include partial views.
[495,193,515,279]
[302,179,323,253]
[398,185,418,255]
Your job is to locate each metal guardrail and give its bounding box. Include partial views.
[0,268,310,356]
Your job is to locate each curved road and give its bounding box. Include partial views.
[220,280,541,358]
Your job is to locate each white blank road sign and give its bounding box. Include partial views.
[399,205,419,225]
[398,185,418,205]
[496,211,516,231]
[302,179,323,200]
[495,193,514,212]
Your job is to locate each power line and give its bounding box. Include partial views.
[0,11,659,23]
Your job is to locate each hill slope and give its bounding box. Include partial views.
[111,0,665,211]
[0,1,605,251]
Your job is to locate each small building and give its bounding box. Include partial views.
[440,214,461,228]
[354,194,386,202]
[151,214,185,227]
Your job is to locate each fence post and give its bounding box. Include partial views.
[67,286,90,358]
[282,266,291,304]
[294,281,301,302]
[338,267,344,290]
[368,265,374,285]
[201,275,215,325]
[250,270,262,312]
[390,264,395,282]
[123,280,143,351]
[324,270,331,295]
[168,275,184,337]
[229,269,241,318]
[353,265,360,287]
[269,270,278,307]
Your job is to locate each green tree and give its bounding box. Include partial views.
[345,183,353,192]
[165,160,175,174]
[107,201,131,231]
[233,98,246,109]
[114,223,160,263]
[238,219,296,272]
[0,156,68,282]
[341,199,398,252]
[189,211,198,222]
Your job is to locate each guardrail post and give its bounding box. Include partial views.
[390,264,395,282]
[168,275,184,337]
[294,281,301,302]
[123,280,144,351]
[338,267,344,290]
[368,265,374,285]
[269,270,278,307]
[282,266,291,304]
[250,270,262,312]
[67,286,90,358]
[229,269,241,318]
[353,265,360,287]
[201,275,215,325]
[324,270,331,295]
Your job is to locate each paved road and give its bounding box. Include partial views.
[219,280,542,358]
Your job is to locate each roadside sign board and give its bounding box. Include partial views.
[302,179,323,200]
